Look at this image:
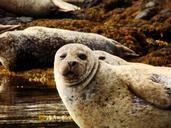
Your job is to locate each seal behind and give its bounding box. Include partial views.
[0,26,137,71]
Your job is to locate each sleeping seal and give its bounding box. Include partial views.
[0,0,80,17]
[54,43,171,128]
[0,26,137,71]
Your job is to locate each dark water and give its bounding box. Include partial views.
[0,75,78,128]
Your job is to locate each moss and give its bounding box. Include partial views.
[132,45,171,66]
[0,66,55,88]
[20,19,99,32]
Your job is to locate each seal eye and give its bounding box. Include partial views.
[78,53,87,60]
[60,53,67,59]
[99,56,105,60]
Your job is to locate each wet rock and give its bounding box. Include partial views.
[16,17,33,23]
[135,8,157,19]
[145,1,156,8]
[82,0,102,8]
[0,17,33,25]
[0,9,5,17]
[102,0,132,10]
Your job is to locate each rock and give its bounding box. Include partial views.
[135,8,157,19]
[0,17,33,25]
[82,0,101,8]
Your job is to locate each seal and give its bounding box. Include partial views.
[0,0,80,17]
[94,50,154,68]
[0,26,137,71]
[0,24,20,34]
[54,44,171,128]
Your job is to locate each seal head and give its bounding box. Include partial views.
[54,44,99,87]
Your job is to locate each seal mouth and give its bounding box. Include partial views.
[63,70,78,79]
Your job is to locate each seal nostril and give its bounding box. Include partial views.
[99,56,106,60]
[68,61,77,67]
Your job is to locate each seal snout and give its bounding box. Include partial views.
[61,60,80,79]
[68,60,77,67]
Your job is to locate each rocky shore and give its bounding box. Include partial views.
[0,0,170,127]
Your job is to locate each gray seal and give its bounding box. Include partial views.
[94,50,154,68]
[0,26,137,71]
[54,43,171,128]
[0,0,80,17]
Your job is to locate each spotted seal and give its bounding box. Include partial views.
[0,26,137,71]
[0,0,80,17]
[54,43,171,128]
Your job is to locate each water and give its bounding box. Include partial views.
[0,74,78,128]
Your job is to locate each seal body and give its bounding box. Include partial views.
[0,0,80,17]
[94,50,154,68]
[0,26,136,71]
[54,44,171,128]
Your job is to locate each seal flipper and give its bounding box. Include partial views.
[0,24,20,34]
[127,72,171,109]
[111,40,139,58]
[52,0,80,12]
